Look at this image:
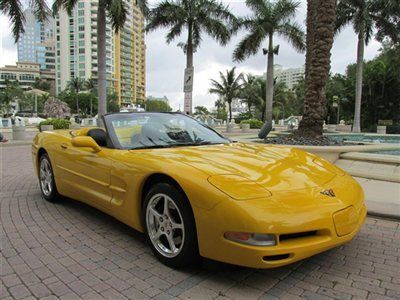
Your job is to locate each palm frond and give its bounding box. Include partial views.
[30,0,50,22]
[166,22,185,44]
[272,0,299,22]
[245,0,267,15]
[1,0,25,42]
[199,17,230,46]
[276,22,305,52]
[233,23,265,62]
[106,0,128,32]
[52,0,79,16]
[145,0,186,33]
[335,1,355,34]
[135,0,150,18]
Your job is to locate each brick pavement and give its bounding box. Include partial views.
[1,145,400,299]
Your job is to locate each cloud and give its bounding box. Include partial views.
[0,15,18,66]
[1,1,383,110]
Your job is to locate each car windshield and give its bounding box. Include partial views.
[104,113,230,149]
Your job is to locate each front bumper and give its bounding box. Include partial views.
[195,175,366,269]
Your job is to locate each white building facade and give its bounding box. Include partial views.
[273,64,304,89]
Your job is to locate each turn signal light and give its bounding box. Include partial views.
[224,232,276,246]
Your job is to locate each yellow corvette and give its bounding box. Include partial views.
[32,112,366,268]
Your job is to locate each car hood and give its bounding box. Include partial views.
[133,142,341,192]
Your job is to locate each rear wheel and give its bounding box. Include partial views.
[142,183,199,268]
[39,153,59,202]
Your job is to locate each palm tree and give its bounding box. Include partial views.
[335,0,399,133]
[296,0,337,137]
[1,0,49,42]
[240,74,260,114]
[233,0,305,127]
[146,0,237,114]
[209,67,243,121]
[67,77,85,114]
[85,78,97,116]
[53,0,147,123]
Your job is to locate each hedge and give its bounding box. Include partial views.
[38,118,70,130]
[240,119,264,129]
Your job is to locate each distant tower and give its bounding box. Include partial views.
[17,8,55,71]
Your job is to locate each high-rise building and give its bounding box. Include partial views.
[114,3,146,105]
[273,64,304,89]
[54,0,146,105]
[17,8,55,71]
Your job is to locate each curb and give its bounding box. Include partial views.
[367,211,400,221]
[0,141,32,147]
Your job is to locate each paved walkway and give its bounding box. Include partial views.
[1,146,400,300]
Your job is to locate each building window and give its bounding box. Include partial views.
[78,10,84,16]
[78,17,84,24]
[78,2,84,8]
[79,33,85,39]
[79,48,85,54]
[78,26,85,31]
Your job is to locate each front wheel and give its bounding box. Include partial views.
[142,183,199,268]
[38,153,60,202]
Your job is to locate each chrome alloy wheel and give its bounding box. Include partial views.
[39,158,53,197]
[146,193,185,258]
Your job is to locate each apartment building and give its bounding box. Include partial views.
[55,0,146,105]
[0,62,55,93]
[274,64,305,89]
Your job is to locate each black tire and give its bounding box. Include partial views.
[38,153,60,202]
[142,183,199,268]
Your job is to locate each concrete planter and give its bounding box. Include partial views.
[327,124,337,132]
[40,125,54,132]
[12,126,26,140]
[377,126,386,134]
[69,123,80,129]
[241,123,250,132]
[226,123,235,133]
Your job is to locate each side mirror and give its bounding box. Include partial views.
[71,136,102,152]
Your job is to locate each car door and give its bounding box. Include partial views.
[55,141,112,210]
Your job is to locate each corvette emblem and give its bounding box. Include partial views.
[320,189,336,197]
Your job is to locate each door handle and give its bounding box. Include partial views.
[61,143,68,149]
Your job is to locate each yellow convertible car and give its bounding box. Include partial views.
[32,112,366,268]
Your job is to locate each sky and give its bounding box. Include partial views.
[0,0,382,110]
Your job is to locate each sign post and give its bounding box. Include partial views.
[183,68,194,114]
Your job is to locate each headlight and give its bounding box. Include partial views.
[224,232,276,246]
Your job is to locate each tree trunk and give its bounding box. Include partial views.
[184,23,194,115]
[97,6,107,124]
[76,93,79,114]
[297,0,336,138]
[265,34,274,123]
[352,32,364,133]
[228,101,232,121]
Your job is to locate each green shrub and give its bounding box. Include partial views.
[38,118,70,130]
[234,112,253,124]
[240,119,264,129]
